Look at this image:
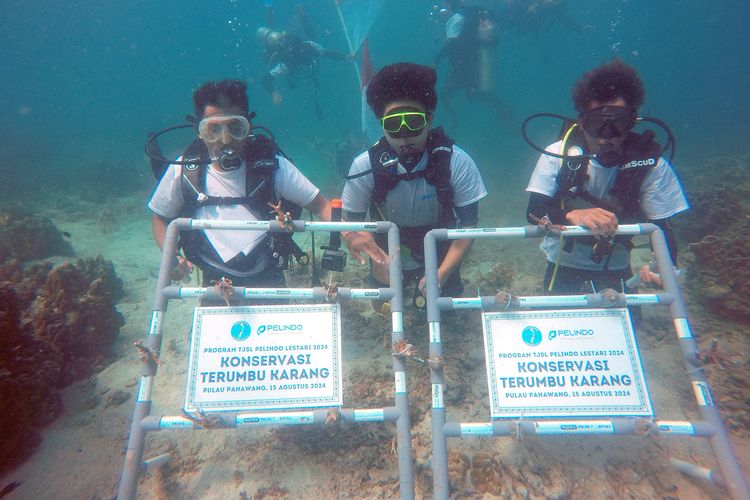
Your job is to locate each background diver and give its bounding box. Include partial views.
[256,25,351,120]
[432,0,513,125]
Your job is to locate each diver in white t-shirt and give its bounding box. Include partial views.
[524,59,688,294]
[147,80,331,296]
[341,63,488,312]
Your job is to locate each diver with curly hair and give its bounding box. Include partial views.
[341,62,488,312]
[525,59,689,294]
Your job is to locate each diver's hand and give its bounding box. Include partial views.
[418,272,444,293]
[171,255,194,284]
[272,90,283,106]
[342,231,388,265]
[639,264,663,287]
[566,208,618,237]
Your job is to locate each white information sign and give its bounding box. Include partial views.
[482,308,653,418]
[185,304,342,412]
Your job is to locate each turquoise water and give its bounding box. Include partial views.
[1,0,748,204]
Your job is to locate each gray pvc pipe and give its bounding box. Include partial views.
[424,230,450,500]
[647,225,750,498]
[387,223,415,500]
[424,223,749,500]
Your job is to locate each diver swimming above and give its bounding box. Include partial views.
[523,58,689,295]
[146,80,333,304]
[431,0,512,125]
[256,25,351,119]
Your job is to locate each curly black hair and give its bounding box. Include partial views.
[366,63,438,118]
[193,80,250,118]
[572,59,645,113]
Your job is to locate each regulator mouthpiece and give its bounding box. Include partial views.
[218,147,242,171]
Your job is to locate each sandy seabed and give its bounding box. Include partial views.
[1,191,748,500]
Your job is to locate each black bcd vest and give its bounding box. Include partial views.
[366,127,456,256]
[556,128,662,221]
[555,127,662,263]
[177,135,302,277]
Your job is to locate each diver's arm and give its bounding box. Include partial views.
[340,210,387,265]
[261,72,276,94]
[636,217,678,286]
[433,201,479,288]
[526,192,567,224]
[435,237,474,289]
[262,72,282,105]
[527,192,617,236]
[306,192,331,222]
[151,214,169,250]
[565,208,618,236]
[649,218,678,265]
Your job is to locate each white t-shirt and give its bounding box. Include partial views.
[342,144,487,227]
[526,140,689,270]
[149,156,319,263]
[446,12,465,39]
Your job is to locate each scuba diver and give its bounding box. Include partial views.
[431,0,512,125]
[146,80,332,303]
[341,63,488,314]
[523,59,688,295]
[256,26,350,120]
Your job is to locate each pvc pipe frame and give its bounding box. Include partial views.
[423,224,750,500]
[118,220,415,500]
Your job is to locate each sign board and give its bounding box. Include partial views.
[482,308,652,418]
[185,304,342,412]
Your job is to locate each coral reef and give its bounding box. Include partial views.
[0,257,124,473]
[0,204,73,263]
[0,283,63,472]
[686,227,750,321]
[679,156,750,321]
[30,256,125,385]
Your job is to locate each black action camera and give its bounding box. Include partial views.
[321,199,347,272]
[321,248,347,272]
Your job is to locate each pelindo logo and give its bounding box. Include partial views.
[230,321,252,341]
[255,324,304,335]
[522,326,543,346]
[548,328,594,340]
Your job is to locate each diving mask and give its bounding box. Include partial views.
[198,115,251,144]
[580,105,636,139]
[382,111,428,138]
